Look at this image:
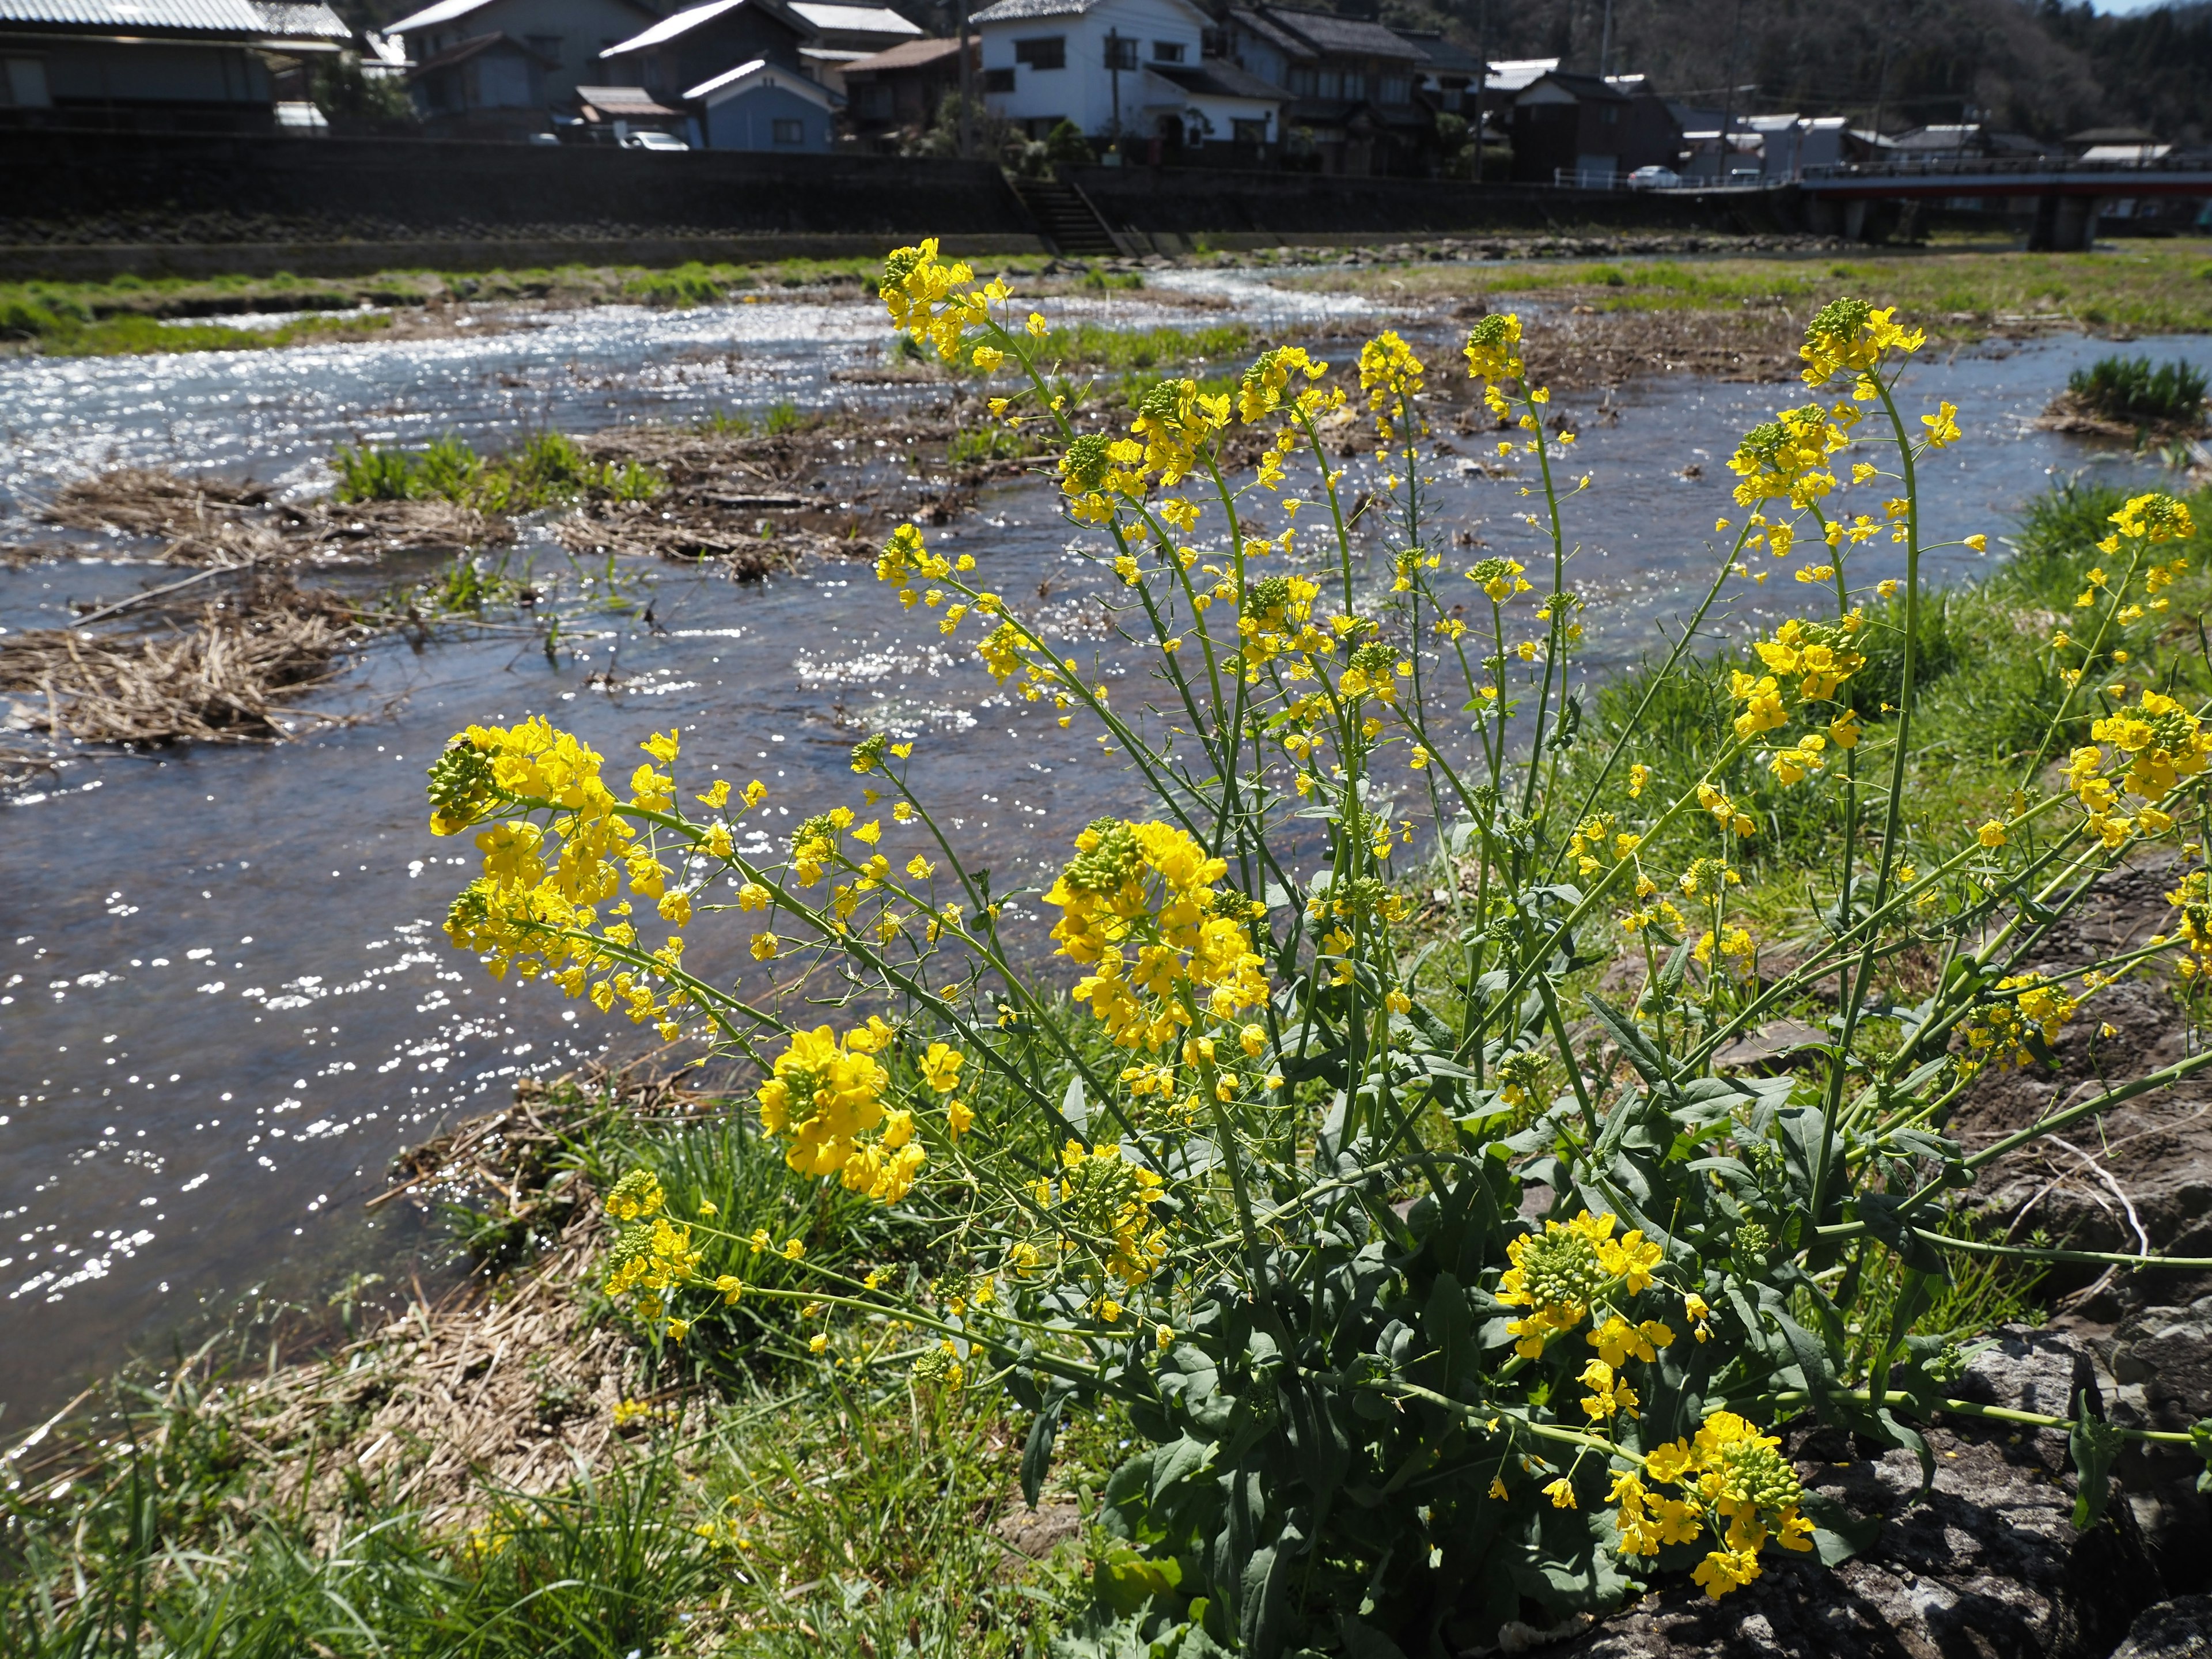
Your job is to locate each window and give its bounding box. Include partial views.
[982,66,1014,92]
[1103,35,1137,70]
[1151,40,1183,62]
[772,116,804,143]
[855,82,892,118]
[525,33,562,66]
[1315,69,1339,98]
[1340,70,1364,100]
[1378,75,1408,104]
[0,55,52,107]
[1287,66,1316,96]
[1014,36,1065,70]
[1601,104,1619,124]
[1232,116,1267,144]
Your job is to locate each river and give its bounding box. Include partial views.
[0,272,2199,1422]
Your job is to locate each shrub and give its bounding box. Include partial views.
[420,271,2212,1654]
[2067,353,2209,427]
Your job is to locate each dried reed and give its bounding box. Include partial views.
[0,572,368,744]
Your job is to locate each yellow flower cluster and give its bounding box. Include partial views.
[1622,1411,1815,1597]
[1728,406,1850,509]
[1798,297,1925,390]
[1237,344,1332,425]
[756,1021,926,1202]
[1462,312,1527,408]
[1963,974,2081,1072]
[1043,818,1270,1051]
[1358,331,1426,449]
[1031,1138,1168,1288]
[2166,870,2212,981]
[2107,490,2196,547]
[1495,1210,1662,1358]
[1232,571,1324,677]
[880,238,1008,362]
[429,719,718,1039]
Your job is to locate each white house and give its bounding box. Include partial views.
[788,2,919,93]
[971,0,1282,149]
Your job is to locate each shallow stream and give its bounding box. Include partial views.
[1,282,2202,1421]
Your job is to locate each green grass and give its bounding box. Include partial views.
[0,1088,1093,1659]
[1298,239,2212,338]
[2066,353,2210,426]
[1557,475,2212,928]
[0,295,392,355]
[333,431,663,512]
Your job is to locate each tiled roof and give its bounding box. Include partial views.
[384,0,493,36]
[0,0,346,38]
[1150,57,1286,101]
[410,29,554,74]
[843,32,964,70]
[574,82,685,117]
[1227,7,1312,60]
[789,2,919,34]
[1252,5,1418,60]
[968,0,1094,22]
[604,0,809,56]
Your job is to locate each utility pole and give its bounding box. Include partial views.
[1108,27,1122,137]
[1867,34,1892,149]
[1715,0,1745,183]
[1472,0,1487,183]
[1598,0,1613,79]
[957,0,974,158]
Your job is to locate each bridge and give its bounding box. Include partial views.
[1798,155,2212,249]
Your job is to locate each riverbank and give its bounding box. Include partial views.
[10,463,2212,1654]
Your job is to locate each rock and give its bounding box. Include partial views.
[1713,1019,1832,1074]
[2106,1298,2212,1592]
[2112,1596,2212,1658]
[1950,855,2212,1309]
[1551,1327,2166,1659]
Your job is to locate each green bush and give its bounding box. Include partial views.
[2067,353,2209,426]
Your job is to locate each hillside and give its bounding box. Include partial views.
[1377,0,2212,144]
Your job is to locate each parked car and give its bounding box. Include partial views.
[622,130,691,151]
[1626,165,1680,190]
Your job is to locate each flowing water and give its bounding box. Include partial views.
[2,278,2203,1422]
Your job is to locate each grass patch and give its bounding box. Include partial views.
[1561,474,2212,915]
[333,431,664,512]
[1296,239,2212,338]
[2066,353,2209,427]
[0,1070,1093,1658]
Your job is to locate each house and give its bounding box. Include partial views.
[386,0,660,132]
[569,81,690,141]
[0,0,349,134]
[1219,5,1430,175]
[408,33,562,134]
[841,34,971,143]
[971,0,1283,158]
[1736,112,1846,180]
[687,55,832,147]
[1509,70,1679,185]
[599,0,815,107]
[1393,28,1478,115]
[788,2,921,93]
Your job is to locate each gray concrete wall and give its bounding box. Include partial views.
[0,132,1035,248]
[1073,164,1796,238]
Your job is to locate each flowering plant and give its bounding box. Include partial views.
[423,259,2212,1653]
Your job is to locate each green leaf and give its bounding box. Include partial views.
[2070,1408,2125,1531]
[1583,993,1675,1090]
[1795,1488,1881,1565]
[1022,1390,1069,1508]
